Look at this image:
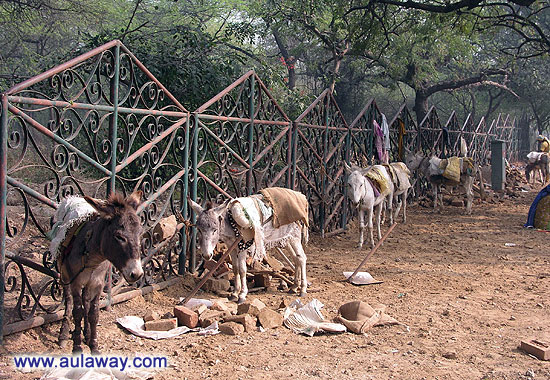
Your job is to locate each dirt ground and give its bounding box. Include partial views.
[2,188,550,380]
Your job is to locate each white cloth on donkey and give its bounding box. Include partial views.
[229,195,302,262]
[48,196,97,261]
[527,151,545,163]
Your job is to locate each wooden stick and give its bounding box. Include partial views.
[348,222,397,283]
[180,238,242,306]
[275,247,295,271]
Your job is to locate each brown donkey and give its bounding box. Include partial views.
[58,191,144,354]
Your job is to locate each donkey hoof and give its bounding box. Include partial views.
[299,291,307,297]
[72,346,83,354]
[237,298,246,305]
[90,348,101,356]
[58,339,70,349]
[228,295,238,302]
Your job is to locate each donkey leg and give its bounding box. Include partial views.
[375,203,383,241]
[236,251,248,304]
[367,207,375,248]
[284,245,300,294]
[393,194,402,224]
[387,194,394,225]
[290,239,308,297]
[82,287,91,346]
[433,185,439,212]
[358,209,365,248]
[402,189,409,223]
[87,296,100,354]
[58,285,73,348]
[229,250,240,302]
[71,289,84,353]
[465,178,473,215]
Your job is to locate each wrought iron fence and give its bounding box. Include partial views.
[0,39,523,341]
[0,40,190,341]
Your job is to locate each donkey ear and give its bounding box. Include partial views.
[188,197,204,215]
[213,199,229,217]
[344,162,352,174]
[84,196,114,219]
[125,190,143,210]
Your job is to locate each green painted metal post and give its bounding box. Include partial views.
[247,76,255,195]
[179,116,190,275]
[190,113,199,273]
[106,43,120,308]
[0,95,8,345]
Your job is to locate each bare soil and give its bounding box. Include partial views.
[2,189,550,380]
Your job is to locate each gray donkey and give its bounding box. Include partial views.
[405,151,476,214]
[57,191,144,354]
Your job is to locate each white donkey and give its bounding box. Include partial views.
[188,196,308,304]
[383,162,412,223]
[344,163,394,248]
[405,151,475,214]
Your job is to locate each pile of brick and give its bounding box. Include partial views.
[148,298,285,335]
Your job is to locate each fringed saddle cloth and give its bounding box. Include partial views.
[229,187,308,262]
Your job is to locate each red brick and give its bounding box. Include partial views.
[144,318,177,331]
[174,305,199,328]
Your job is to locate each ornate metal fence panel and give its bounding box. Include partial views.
[188,71,292,271]
[0,40,190,340]
[293,90,350,237]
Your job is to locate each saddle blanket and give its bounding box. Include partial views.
[527,151,547,163]
[229,189,306,262]
[48,196,97,262]
[364,166,391,196]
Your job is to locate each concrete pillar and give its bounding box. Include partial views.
[491,139,506,191]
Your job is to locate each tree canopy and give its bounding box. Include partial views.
[1,0,549,130]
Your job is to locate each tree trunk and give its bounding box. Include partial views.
[413,90,429,127]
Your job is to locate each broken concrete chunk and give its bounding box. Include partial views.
[237,298,266,316]
[211,300,229,312]
[153,215,177,242]
[257,308,283,329]
[199,310,230,328]
[144,318,177,331]
[191,304,208,315]
[204,278,231,293]
[174,305,198,328]
[224,314,257,332]
[253,273,271,288]
[143,310,160,322]
[219,322,245,336]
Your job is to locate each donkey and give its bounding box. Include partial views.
[344,163,393,248]
[383,162,412,223]
[405,151,475,214]
[57,191,144,354]
[188,196,308,304]
[525,151,549,184]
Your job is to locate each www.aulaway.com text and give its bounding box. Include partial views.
[13,354,168,372]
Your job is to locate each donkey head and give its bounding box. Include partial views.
[84,191,144,284]
[404,149,424,171]
[188,198,228,260]
[344,163,366,206]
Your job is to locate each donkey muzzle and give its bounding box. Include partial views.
[122,259,144,284]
